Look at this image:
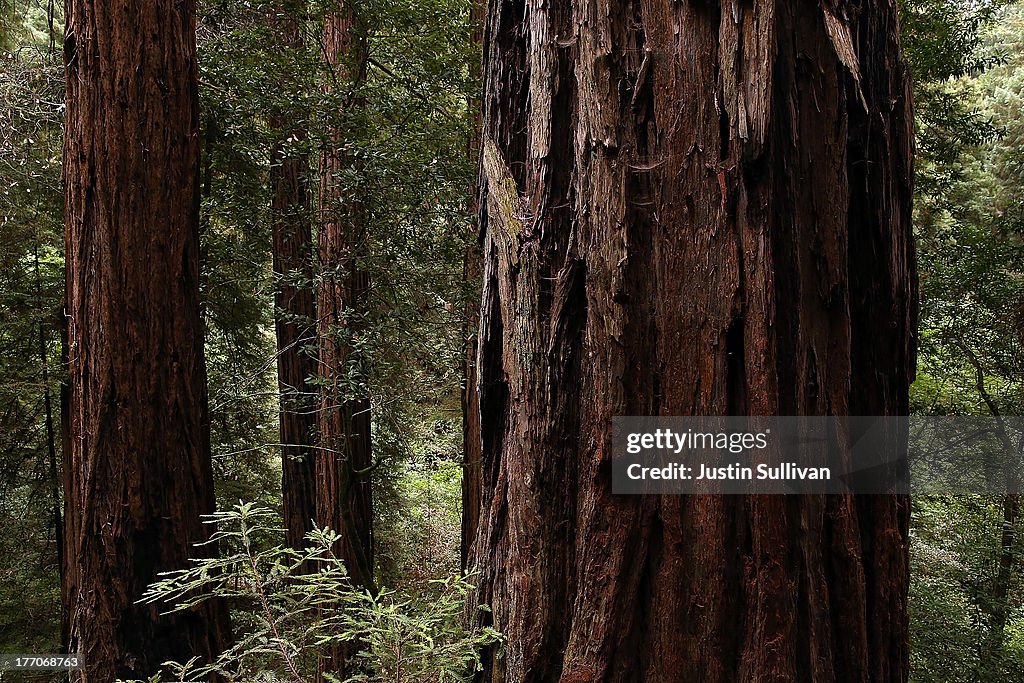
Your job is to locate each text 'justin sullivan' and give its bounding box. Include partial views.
[623,428,831,481]
[625,462,832,481]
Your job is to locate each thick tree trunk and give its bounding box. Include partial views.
[316,8,374,592]
[271,3,319,553]
[61,0,231,680]
[469,1,916,682]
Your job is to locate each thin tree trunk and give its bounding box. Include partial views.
[461,0,485,573]
[316,1,374,593]
[960,341,1021,675]
[61,0,231,679]
[33,244,62,608]
[59,295,70,651]
[461,261,483,572]
[469,1,915,681]
[979,492,1019,673]
[271,1,319,554]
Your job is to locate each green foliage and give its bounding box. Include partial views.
[195,0,292,508]
[911,496,1024,682]
[0,8,63,659]
[189,0,479,522]
[900,0,1010,198]
[376,430,463,588]
[0,0,58,53]
[912,2,1024,418]
[312,0,477,479]
[0,0,479,660]
[135,503,501,683]
[908,4,1024,681]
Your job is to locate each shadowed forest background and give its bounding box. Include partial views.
[0,0,1023,681]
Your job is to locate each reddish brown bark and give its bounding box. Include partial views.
[315,12,374,679]
[274,146,319,552]
[461,253,482,572]
[316,7,374,591]
[468,1,916,681]
[61,0,231,679]
[271,3,318,553]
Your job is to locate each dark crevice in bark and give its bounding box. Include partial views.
[719,107,731,161]
[726,314,746,416]
[477,259,508,496]
[547,259,587,389]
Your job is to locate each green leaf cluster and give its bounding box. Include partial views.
[133,503,501,683]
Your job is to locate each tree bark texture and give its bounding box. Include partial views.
[271,3,319,554]
[316,8,374,592]
[62,0,231,680]
[462,250,483,571]
[469,1,916,682]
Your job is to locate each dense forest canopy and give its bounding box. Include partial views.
[0,0,1021,681]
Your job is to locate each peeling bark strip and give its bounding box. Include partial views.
[470,0,916,681]
[61,0,231,680]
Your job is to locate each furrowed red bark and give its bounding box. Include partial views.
[316,6,374,592]
[315,10,374,678]
[274,140,319,553]
[271,1,319,553]
[468,1,916,681]
[61,0,231,679]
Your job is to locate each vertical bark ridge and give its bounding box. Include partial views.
[470,0,915,681]
[62,0,231,679]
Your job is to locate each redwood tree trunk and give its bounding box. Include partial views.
[316,8,374,592]
[271,2,318,553]
[62,0,231,679]
[469,1,916,681]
